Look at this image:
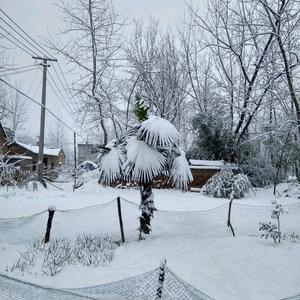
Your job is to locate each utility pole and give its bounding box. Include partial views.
[33,56,57,184]
[73,131,77,191]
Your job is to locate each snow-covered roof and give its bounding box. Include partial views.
[15,141,62,157]
[7,155,32,160]
[189,159,225,167]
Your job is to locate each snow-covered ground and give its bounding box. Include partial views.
[0,173,300,300]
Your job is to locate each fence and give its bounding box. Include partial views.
[0,198,300,299]
[0,262,213,300]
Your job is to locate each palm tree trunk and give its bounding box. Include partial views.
[139,182,156,238]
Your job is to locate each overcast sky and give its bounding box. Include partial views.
[1,0,206,145]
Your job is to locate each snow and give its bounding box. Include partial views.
[124,136,166,182]
[137,116,179,147]
[99,147,124,185]
[14,141,62,157]
[0,180,300,300]
[170,149,193,190]
[7,155,32,160]
[189,160,225,167]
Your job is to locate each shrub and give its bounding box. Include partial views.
[202,168,251,199]
[11,234,117,276]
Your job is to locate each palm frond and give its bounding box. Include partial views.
[124,136,166,183]
[169,150,193,190]
[137,116,179,147]
[98,147,124,185]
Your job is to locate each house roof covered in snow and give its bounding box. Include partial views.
[188,159,237,170]
[14,141,63,157]
[189,159,225,167]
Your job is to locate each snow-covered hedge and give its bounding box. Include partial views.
[202,168,252,199]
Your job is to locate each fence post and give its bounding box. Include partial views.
[44,205,56,243]
[227,198,235,237]
[117,197,125,243]
[155,258,167,299]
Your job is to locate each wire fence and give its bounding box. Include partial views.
[0,263,213,300]
[0,197,300,299]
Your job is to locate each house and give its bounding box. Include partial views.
[8,141,65,171]
[0,122,65,176]
[78,143,99,164]
[188,159,238,189]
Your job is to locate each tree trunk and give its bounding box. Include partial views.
[139,182,156,238]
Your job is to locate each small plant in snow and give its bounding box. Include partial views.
[41,239,73,276]
[259,200,298,244]
[285,232,299,243]
[202,168,251,199]
[270,200,285,232]
[259,222,282,243]
[73,234,116,267]
[11,235,117,276]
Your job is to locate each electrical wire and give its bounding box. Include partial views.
[0,9,55,59]
[0,64,36,72]
[0,77,83,138]
[0,25,39,56]
[0,31,34,57]
[0,66,39,77]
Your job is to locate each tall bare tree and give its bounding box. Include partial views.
[49,0,124,145]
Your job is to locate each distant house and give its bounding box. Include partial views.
[78,143,99,164]
[9,141,65,172]
[188,159,238,189]
[0,122,65,175]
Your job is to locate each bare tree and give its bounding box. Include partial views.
[49,0,124,145]
[126,20,189,132]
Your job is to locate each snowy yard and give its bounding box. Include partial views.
[0,174,300,300]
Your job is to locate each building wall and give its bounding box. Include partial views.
[78,144,99,164]
[188,168,220,189]
[9,144,61,173]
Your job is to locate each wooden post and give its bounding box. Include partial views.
[155,258,167,299]
[44,205,56,243]
[227,198,235,237]
[117,197,125,243]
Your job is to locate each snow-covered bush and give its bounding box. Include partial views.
[11,235,117,276]
[73,234,116,266]
[202,168,251,199]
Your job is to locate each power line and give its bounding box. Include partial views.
[0,16,47,59]
[0,66,39,77]
[0,25,39,56]
[0,9,81,119]
[0,64,36,72]
[0,9,55,60]
[47,69,75,119]
[26,67,39,94]
[0,77,83,138]
[0,31,33,57]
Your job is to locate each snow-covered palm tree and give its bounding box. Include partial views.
[98,115,193,238]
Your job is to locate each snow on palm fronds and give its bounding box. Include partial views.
[169,149,193,190]
[137,116,179,147]
[98,116,193,190]
[98,146,124,185]
[124,136,166,183]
